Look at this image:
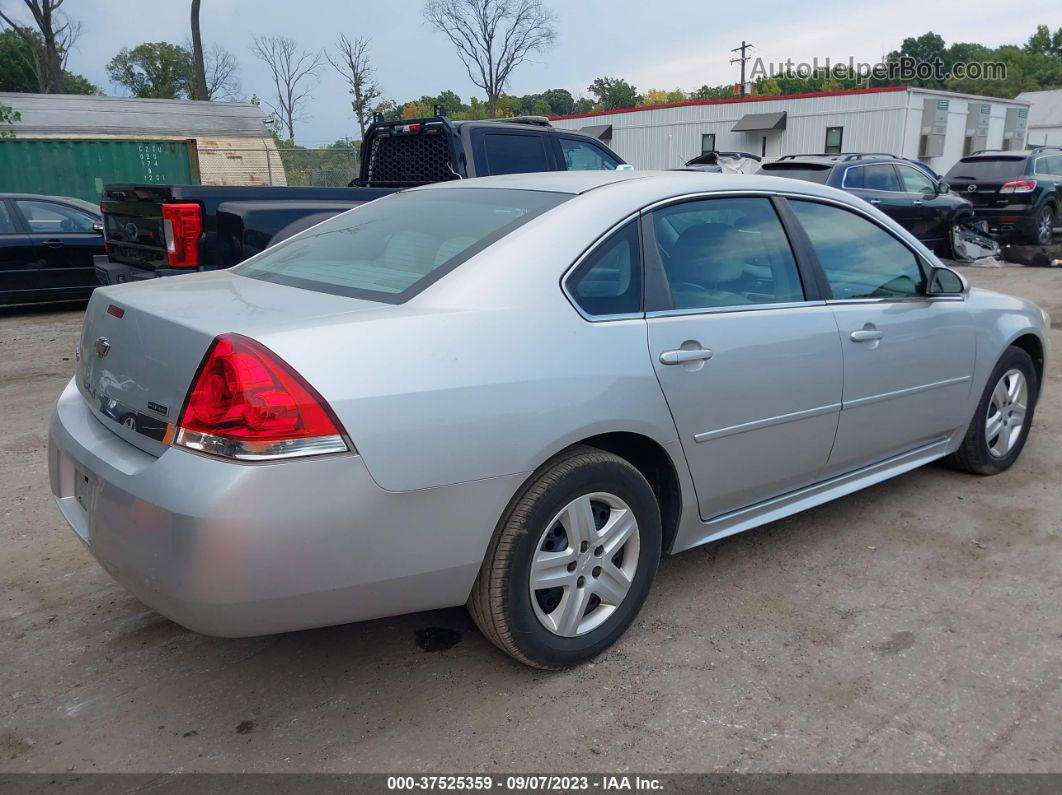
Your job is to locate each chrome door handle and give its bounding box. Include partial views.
[660,348,714,365]
[913,200,924,206]
[850,329,883,342]
[868,199,881,205]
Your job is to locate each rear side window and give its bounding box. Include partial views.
[652,197,805,310]
[15,200,97,233]
[237,188,569,303]
[790,200,925,300]
[945,157,1026,181]
[566,221,641,317]
[482,133,549,175]
[0,203,16,234]
[844,164,901,191]
[758,163,831,184]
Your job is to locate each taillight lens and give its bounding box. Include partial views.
[173,333,350,461]
[161,203,202,268]
[1000,180,1037,194]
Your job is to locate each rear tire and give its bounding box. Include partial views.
[468,445,661,669]
[945,346,1038,475]
[1031,204,1056,246]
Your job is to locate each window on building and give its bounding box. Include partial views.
[701,133,716,154]
[824,126,844,154]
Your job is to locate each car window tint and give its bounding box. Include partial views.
[758,163,832,183]
[790,200,925,300]
[566,220,641,316]
[945,157,1026,181]
[0,203,16,234]
[842,167,864,189]
[482,133,549,175]
[653,197,805,310]
[237,188,569,303]
[559,137,620,171]
[15,200,96,233]
[860,164,901,191]
[898,165,936,194]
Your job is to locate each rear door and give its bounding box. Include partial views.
[644,195,843,520]
[13,199,103,298]
[0,200,40,303]
[470,128,556,176]
[786,198,975,475]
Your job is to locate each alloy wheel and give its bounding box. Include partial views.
[1038,207,1054,245]
[985,368,1028,458]
[529,492,641,637]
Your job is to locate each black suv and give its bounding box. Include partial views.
[943,147,1061,246]
[759,153,972,254]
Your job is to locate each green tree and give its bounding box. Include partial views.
[0,27,97,93]
[691,83,737,100]
[540,88,574,115]
[1,100,21,137]
[107,42,193,98]
[587,77,639,110]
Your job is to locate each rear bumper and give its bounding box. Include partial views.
[93,255,197,285]
[48,378,521,637]
[972,207,1039,239]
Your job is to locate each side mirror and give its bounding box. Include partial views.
[615,164,634,172]
[937,182,950,195]
[92,222,104,234]
[928,266,966,296]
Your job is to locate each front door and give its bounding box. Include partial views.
[13,199,103,299]
[644,196,843,520]
[785,198,976,475]
[895,163,951,244]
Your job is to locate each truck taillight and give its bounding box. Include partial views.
[172,334,351,461]
[1000,180,1037,194]
[161,203,202,268]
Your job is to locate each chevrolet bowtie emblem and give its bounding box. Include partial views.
[94,337,111,358]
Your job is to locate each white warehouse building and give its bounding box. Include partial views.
[550,86,1031,175]
[1015,89,1062,147]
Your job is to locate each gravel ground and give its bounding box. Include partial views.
[1,266,1060,774]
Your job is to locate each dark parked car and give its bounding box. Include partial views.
[94,114,628,284]
[0,193,104,306]
[759,153,972,255]
[943,147,1062,245]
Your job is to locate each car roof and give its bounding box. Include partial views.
[411,169,866,205]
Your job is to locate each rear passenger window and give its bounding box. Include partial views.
[790,200,925,300]
[482,133,549,175]
[846,164,901,191]
[566,221,642,317]
[651,197,805,310]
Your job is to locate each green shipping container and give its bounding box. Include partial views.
[0,138,198,202]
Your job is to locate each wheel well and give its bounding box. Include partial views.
[575,432,683,554]
[1012,333,1045,388]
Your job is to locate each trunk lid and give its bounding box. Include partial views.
[77,272,390,455]
[944,156,1032,209]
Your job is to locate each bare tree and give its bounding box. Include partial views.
[205,44,240,100]
[189,0,208,100]
[250,34,322,142]
[423,0,556,118]
[0,0,82,93]
[326,34,381,140]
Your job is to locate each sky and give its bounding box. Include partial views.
[6,0,1057,146]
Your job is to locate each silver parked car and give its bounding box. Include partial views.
[49,171,1050,668]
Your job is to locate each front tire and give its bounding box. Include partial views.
[468,446,661,669]
[946,346,1038,475]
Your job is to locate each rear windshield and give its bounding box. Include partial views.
[758,163,832,184]
[236,188,569,302]
[945,157,1027,181]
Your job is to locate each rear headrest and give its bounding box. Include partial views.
[669,224,746,286]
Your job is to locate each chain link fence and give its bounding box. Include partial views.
[195,145,359,187]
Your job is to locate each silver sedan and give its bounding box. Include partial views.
[49,171,1050,668]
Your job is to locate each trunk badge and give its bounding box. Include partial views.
[94,337,111,358]
[967,184,977,192]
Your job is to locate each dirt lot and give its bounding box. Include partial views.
[1,266,1061,774]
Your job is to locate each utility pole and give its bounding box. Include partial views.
[730,40,753,96]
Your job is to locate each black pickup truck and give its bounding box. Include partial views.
[95,115,627,284]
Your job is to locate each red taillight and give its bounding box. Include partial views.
[173,334,350,461]
[1000,179,1037,194]
[161,203,202,268]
